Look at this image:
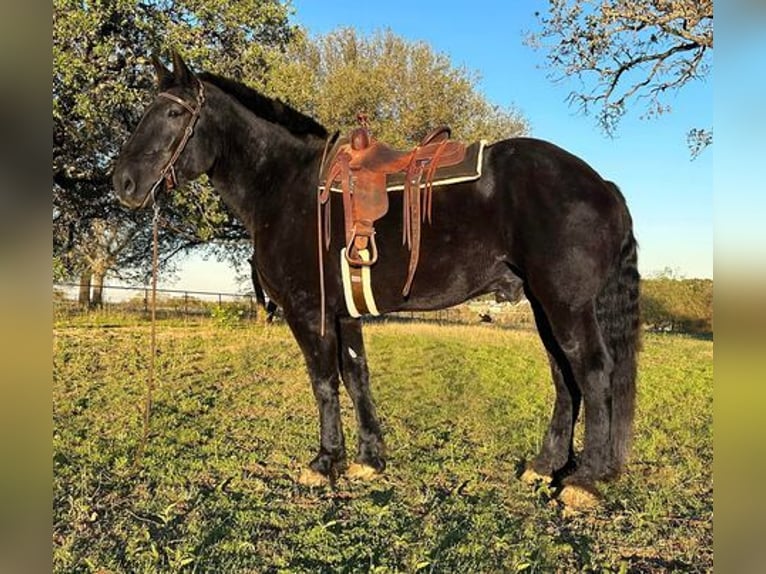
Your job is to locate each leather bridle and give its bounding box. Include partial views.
[139,79,206,208]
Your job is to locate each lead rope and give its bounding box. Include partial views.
[134,199,161,467]
[132,82,204,467]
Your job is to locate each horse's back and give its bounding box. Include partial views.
[487,137,620,206]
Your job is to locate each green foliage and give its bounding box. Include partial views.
[53,0,294,175]
[641,277,713,334]
[54,320,711,572]
[53,256,68,283]
[53,0,295,284]
[210,303,247,327]
[265,28,529,147]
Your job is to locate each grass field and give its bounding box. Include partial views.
[53,317,712,573]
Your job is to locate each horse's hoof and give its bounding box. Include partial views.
[520,467,553,486]
[297,467,329,487]
[558,484,601,511]
[346,462,379,481]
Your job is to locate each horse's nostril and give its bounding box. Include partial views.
[122,175,135,195]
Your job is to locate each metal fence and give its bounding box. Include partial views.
[53,282,536,328]
[53,282,262,320]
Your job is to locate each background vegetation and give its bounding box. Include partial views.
[55,275,714,338]
[641,277,713,335]
[53,318,712,572]
[53,0,295,303]
[265,28,527,148]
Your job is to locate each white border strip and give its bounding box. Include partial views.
[340,248,361,318]
[359,249,380,316]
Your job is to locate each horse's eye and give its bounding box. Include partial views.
[167,108,183,118]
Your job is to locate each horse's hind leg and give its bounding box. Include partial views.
[336,317,386,479]
[283,311,347,485]
[523,350,580,484]
[523,295,581,483]
[547,303,614,506]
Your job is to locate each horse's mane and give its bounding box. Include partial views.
[198,72,328,140]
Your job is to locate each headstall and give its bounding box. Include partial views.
[140,79,206,208]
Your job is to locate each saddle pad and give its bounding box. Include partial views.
[384,140,486,191]
[323,140,487,193]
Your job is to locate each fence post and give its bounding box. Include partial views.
[184,292,188,317]
[144,288,148,314]
[218,293,222,306]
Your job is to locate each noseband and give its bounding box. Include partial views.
[140,79,206,208]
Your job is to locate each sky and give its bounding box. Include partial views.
[173,0,714,294]
[713,4,766,275]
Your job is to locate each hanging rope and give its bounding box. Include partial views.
[134,200,161,467]
[132,81,205,467]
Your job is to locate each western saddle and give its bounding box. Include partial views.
[318,115,468,302]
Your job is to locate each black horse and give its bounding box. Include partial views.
[113,52,640,508]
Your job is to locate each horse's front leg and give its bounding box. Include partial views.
[336,317,386,479]
[284,311,347,486]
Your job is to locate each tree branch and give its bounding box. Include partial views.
[527,0,712,153]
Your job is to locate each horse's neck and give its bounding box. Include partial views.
[207,94,322,234]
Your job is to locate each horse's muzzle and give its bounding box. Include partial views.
[113,164,149,209]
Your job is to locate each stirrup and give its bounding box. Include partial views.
[345,229,378,267]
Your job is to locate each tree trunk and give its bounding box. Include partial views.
[78,272,91,307]
[91,272,105,308]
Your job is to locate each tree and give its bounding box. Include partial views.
[264,28,528,148]
[527,0,713,157]
[641,276,713,333]
[53,0,295,302]
[53,172,239,306]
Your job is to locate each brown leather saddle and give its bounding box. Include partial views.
[318,116,468,297]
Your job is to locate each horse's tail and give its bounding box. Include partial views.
[596,182,641,477]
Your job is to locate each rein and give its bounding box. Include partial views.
[316,134,336,337]
[134,201,161,467]
[135,81,205,465]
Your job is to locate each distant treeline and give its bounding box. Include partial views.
[641,278,713,335]
[469,276,713,335]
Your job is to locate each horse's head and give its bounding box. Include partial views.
[113,51,214,209]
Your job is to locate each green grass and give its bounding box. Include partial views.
[53,319,712,573]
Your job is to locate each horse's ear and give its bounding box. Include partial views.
[151,53,173,89]
[171,50,195,86]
